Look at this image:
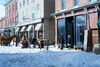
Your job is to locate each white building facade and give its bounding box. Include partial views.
[17,0,55,44]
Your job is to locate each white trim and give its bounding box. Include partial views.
[20,26,26,32]
[26,25,33,31]
[15,27,20,32]
[35,23,42,31]
[17,19,42,26]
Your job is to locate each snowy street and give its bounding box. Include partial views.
[0,46,100,67]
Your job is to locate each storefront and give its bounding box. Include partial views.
[57,15,86,48]
[16,21,44,44]
[53,2,100,51]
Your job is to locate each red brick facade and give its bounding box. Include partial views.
[54,0,99,51]
[55,0,88,12]
[0,18,5,29]
[5,0,18,28]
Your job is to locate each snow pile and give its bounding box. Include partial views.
[0,46,99,67]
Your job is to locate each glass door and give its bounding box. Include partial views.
[57,19,66,45]
[75,15,86,47]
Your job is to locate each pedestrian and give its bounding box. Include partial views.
[21,36,28,48]
[60,33,65,50]
[32,36,37,48]
[67,35,71,47]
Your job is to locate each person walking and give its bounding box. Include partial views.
[60,33,65,50]
[21,36,28,48]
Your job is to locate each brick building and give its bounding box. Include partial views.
[52,0,100,51]
[4,0,18,36]
[0,17,6,29]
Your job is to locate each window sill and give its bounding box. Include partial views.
[73,6,79,8]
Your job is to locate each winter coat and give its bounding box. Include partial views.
[60,35,65,44]
[32,38,37,44]
[21,39,28,48]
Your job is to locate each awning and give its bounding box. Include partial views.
[0,29,4,33]
[26,25,33,31]
[35,23,42,31]
[15,27,20,32]
[20,26,26,32]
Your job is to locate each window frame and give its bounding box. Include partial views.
[32,7,34,19]
[73,0,79,7]
[37,4,40,18]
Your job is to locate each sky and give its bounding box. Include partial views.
[0,0,8,19]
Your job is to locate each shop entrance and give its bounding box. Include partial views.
[75,15,86,47]
[66,17,74,48]
[57,19,66,46]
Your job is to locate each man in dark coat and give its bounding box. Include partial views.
[60,33,65,50]
[32,37,37,48]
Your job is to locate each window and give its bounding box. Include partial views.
[27,0,29,4]
[20,2,21,8]
[89,0,92,2]
[32,7,34,19]
[61,0,66,10]
[16,15,18,23]
[57,19,66,44]
[37,4,40,18]
[75,15,86,46]
[74,0,79,6]
[16,3,17,10]
[23,0,25,6]
[23,11,25,20]
[10,19,12,25]
[13,6,14,12]
[8,20,9,26]
[13,17,14,23]
[88,0,97,3]
[32,0,35,2]
[27,9,29,18]
[9,8,11,14]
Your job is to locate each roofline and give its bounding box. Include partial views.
[51,1,100,16]
[4,0,15,6]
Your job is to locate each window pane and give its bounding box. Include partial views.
[32,7,34,19]
[61,0,66,10]
[74,0,78,6]
[37,4,40,18]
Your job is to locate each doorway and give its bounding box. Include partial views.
[66,17,74,48]
[75,15,86,47]
[57,18,66,45]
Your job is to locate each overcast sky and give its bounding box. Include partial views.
[0,0,8,19]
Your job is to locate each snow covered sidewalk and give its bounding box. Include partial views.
[0,46,100,67]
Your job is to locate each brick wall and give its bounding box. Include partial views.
[0,18,5,29]
[55,0,89,12]
[55,0,61,12]
[79,0,88,6]
[5,0,18,28]
[66,0,73,9]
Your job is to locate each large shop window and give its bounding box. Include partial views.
[75,15,86,47]
[57,19,66,45]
